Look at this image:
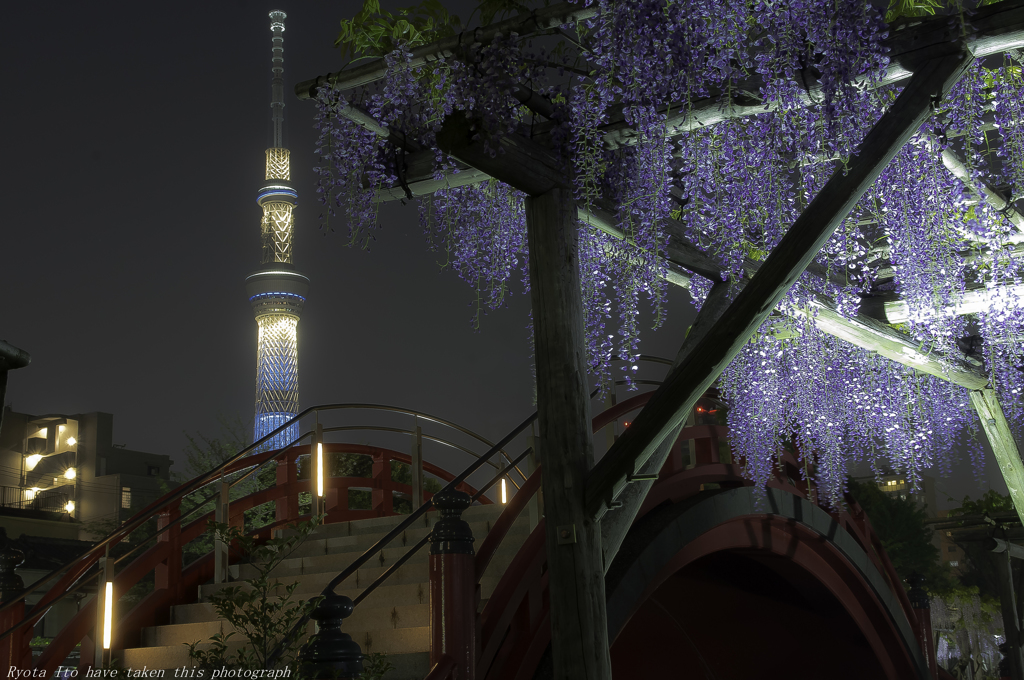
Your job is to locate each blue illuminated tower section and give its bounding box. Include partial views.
[246,10,308,449]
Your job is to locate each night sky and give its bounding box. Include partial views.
[1,2,1008,509]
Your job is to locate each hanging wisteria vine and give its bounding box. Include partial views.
[313,0,1024,506]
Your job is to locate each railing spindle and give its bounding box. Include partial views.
[214,481,230,584]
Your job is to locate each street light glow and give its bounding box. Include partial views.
[316,442,323,498]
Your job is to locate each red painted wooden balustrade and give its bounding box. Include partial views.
[469,390,936,680]
[16,442,487,674]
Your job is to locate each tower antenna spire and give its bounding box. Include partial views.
[246,9,308,450]
[269,10,286,148]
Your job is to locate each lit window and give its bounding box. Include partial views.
[950,561,959,567]
[121,487,131,509]
[946,531,952,537]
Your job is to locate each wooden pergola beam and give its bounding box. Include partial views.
[799,296,988,388]
[598,280,737,572]
[596,0,1024,148]
[940,147,1024,234]
[435,79,991,395]
[861,281,1024,324]
[971,389,1024,526]
[584,51,974,522]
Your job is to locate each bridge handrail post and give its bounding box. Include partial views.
[0,543,29,669]
[276,452,299,526]
[371,449,394,516]
[907,574,938,680]
[155,498,182,601]
[430,489,476,680]
[412,419,424,511]
[214,481,231,583]
[298,593,363,678]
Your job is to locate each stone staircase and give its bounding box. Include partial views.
[119,504,533,680]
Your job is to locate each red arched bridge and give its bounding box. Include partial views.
[0,390,942,680]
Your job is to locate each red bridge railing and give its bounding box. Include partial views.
[0,404,510,673]
[473,389,931,680]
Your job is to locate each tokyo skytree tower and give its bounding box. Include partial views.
[245,10,308,449]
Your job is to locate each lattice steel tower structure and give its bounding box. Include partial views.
[245,10,308,449]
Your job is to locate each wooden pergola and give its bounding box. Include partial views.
[296,3,1024,677]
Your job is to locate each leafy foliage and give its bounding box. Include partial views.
[186,516,323,671]
[361,652,395,680]
[847,478,954,592]
[947,490,1022,603]
[950,489,1017,517]
[336,0,462,62]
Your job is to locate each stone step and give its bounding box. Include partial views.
[233,520,532,581]
[127,504,531,680]
[145,603,429,647]
[173,582,430,624]
[122,627,430,670]
[287,514,527,559]
[291,503,507,541]
[365,651,430,680]
[198,568,508,604]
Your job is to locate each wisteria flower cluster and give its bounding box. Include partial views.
[314,0,1024,503]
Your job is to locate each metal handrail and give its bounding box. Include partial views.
[6,359,674,656]
[265,404,551,667]
[266,357,680,665]
[0,412,304,629]
[317,424,527,488]
[289,403,523,477]
[0,402,527,642]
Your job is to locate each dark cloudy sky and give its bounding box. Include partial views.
[1,2,1007,509]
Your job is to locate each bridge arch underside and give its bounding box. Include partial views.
[528,486,927,680]
[603,487,927,680]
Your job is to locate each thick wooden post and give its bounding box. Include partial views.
[0,544,30,670]
[526,187,612,680]
[428,489,476,680]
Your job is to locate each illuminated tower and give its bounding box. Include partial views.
[245,10,308,449]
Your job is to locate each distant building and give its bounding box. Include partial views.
[852,472,938,516]
[934,510,967,573]
[0,408,174,541]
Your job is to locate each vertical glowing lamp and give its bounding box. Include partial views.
[501,478,507,504]
[316,442,324,498]
[102,581,113,649]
